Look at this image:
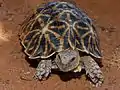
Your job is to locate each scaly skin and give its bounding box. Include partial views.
[81,56,104,87]
[34,59,52,80]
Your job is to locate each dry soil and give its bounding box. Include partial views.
[0,0,120,90]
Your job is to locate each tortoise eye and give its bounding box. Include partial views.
[70,57,75,62]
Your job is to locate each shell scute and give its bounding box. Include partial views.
[20,1,101,59]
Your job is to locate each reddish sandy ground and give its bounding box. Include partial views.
[0,0,120,90]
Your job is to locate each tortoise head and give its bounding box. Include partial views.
[54,49,81,72]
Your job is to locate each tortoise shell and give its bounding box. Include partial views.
[20,1,101,59]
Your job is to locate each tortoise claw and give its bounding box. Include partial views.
[81,56,104,87]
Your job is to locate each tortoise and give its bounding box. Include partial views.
[20,1,104,86]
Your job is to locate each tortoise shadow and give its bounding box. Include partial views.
[51,57,103,82]
[20,44,38,68]
[24,54,84,81]
[25,58,103,82]
[52,70,85,81]
[25,56,38,68]
[20,46,103,82]
[24,55,84,82]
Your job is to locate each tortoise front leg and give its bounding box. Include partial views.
[81,56,104,87]
[34,59,52,80]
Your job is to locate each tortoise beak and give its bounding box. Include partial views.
[73,65,82,72]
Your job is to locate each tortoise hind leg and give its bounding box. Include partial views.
[34,59,52,80]
[81,56,104,87]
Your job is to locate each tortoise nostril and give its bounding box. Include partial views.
[58,55,61,59]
